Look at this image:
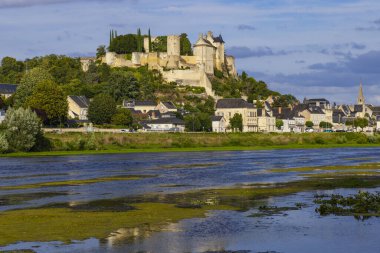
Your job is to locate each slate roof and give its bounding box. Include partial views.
[272,107,302,119]
[135,101,157,106]
[0,84,17,94]
[332,109,346,124]
[144,117,185,125]
[353,105,364,112]
[211,116,224,121]
[305,98,329,102]
[69,96,89,108]
[216,98,254,109]
[377,115,380,121]
[162,102,177,109]
[308,106,325,114]
[213,34,225,43]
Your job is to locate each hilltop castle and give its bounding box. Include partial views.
[83,31,237,97]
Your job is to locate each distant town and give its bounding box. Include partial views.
[0,29,379,136]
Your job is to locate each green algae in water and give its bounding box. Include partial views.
[314,191,380,220]
[0,192,69,206]
[0,175,155,190]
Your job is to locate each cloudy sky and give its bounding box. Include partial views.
[1,0,380,104]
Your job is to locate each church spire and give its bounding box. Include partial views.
[357,81,365,105]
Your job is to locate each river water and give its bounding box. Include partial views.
[1,147,380,253]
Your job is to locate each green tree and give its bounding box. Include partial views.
[137,28,142,52]
[111,108,133,126]
[108,70,140,102]
[3,107,42,151]
[180,33,193,55]
[276,119,284,129]
[25,80,68,126]
[184,113,211,132]
[230,113,243,132]
[319,121,333,129]
[108,34,137,54]
[0,57,24,83]
[354,117,369,130]
[88,93,117,124]
[306,121,314,128]
[96,45,106,59]
[272,94,298,107]
[14,67,54,107]
[152,36,167,52]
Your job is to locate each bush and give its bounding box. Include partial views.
[0,133,9,153]
[3,107,42,151]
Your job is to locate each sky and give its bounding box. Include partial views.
[1,0,380,104]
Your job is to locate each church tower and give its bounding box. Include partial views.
[357,81,365,105]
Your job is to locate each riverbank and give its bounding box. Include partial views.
[1,132,380,157]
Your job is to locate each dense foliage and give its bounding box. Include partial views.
[88,94,117,125]
[26,80,68,125]
[108,34,138,54]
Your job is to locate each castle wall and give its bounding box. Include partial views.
[105,52,133,68]
[181,56,197,65]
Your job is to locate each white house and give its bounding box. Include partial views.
[211,116,226,133]
[143,118,185,132]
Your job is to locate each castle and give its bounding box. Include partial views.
[84,31,237,97]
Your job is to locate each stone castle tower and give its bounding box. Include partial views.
[166,35,181,69]
[167,35,180,56]
[357,81,365,105]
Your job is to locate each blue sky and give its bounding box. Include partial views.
[1,0,380,104]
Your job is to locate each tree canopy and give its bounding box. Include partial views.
[25,80,68,126]
[108,34,138,54]
[88,93,117,124]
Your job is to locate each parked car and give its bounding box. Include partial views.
[305,128,314,133]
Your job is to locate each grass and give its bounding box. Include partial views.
[1,132,379,157]
[2,143,380,158]
[0,175,153,190]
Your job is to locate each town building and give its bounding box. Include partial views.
[0,84,17,98]
[141,118,185,132]
[123,100,158,114]
[215,98,258,132]
[67,96,90,120]
[377,116,380,131]
[257,109,276,133]
[211,116,226,133]
[273,107,305,133]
